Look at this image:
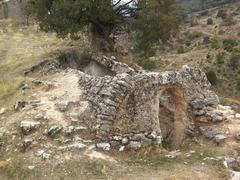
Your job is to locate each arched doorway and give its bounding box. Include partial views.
[159,86,189,150]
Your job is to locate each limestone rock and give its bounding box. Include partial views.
[230,171,240,180]
[214,134,226,144]
[96,142,111,151]
[235,132,240,141]
[205,128,220,139]
[56,100,74,111]
[20,121,40,134]
[22,138,33,148]
[236,114,240,119]
[14,101,27,111]
[0,108,6,115]
[35,149,50,160]
[48,125,62,136]
[121,137,129,145]
[128,141,141,150]
[59,143,87,150]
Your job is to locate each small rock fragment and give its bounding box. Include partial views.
[0,108,6,115]
[121,137,129,145]
[96,142,111,151]
[131,133,145,141]
[22,138,33,148]
[56,100,74,111]
[214,134,226,144]
[236,114,240,119]
[64,126,75,135]
[205,128,220,139]
[20,121,40,134]
[14,101,27,111]
[48,125,62,136]
[230,171,240,180]
[128,141,141,150]
[32,79,43,85]
[59,143,87,150]
[235,132,240,141]
[35,149,50,160]
[28,166,35,170]
[119,146,125,152]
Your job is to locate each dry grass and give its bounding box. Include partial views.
[0,19,91,108]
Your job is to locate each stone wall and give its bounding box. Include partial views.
[77,53,219,149]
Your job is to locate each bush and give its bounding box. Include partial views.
[223,39,238,51]
[203,36,210,44]
[216,52,225,64]
[207,18,213,25]
[206,70,217,85]
[236,78,240,91]
[221,16,237,26]
[177,46,185,54]
[185,40,191,46]
[210,38,222,49]
[229,52,240,69]
[135,57,157,71]
[216,9,227,19]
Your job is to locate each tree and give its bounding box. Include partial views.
[133,0,178,55]
[29,0,178,54]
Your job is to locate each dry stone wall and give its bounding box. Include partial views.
[77,53,219,149]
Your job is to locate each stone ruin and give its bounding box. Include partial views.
[73,52,220,150]
[0,0,29,23]
[24,50,222,150]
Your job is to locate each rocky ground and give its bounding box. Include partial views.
[0,56,239,179]
[0,2,240,180]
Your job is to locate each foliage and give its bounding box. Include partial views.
[216,9,227,19]
[174,0,232,21]
[207,18,213,25]
[133,0,178,55]
[222,16,237,26]
[177,45,185,54]
[206,70,217,85]
[203,36,210,44]
[236,77,240,91]
[229,52,240,69]
[216,52,225,64]
[29,0,119,38]
[135,56,157,70]
[30,0,179,56]
[222,39,238,52]
[210,37,222,49]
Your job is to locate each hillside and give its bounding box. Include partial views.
[154,1,240,109]
[0,1,240,180]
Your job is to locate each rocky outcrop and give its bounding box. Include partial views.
[77,53,219,149]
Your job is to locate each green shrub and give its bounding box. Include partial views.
[216,52,225,64]
[185,40,191,46]
[223,39,238,51]
[236,78,240,91]
[216,9,227,19]
[210,37,222,49]
[206,70,217,85]
[203,36,210,44]
[229,52,240,69]
[177,46,185,54]
[135,57,157,70]
[207,18,213,25]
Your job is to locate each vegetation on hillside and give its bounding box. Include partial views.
[29,0,178,56]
